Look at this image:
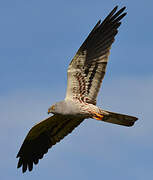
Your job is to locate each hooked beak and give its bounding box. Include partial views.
[48,105,55,114]
[48,109,51,114]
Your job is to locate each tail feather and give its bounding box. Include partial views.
[99,109,138,127]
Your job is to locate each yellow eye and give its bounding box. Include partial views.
[51,105,55,110]
[48,105,55,114]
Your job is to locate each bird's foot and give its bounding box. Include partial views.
[92,112,104,120]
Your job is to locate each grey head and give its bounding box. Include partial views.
[48,101,67,115]
[48,100,81,116]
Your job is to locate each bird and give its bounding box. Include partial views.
[16,6,138,173]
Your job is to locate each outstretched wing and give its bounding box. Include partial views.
[65,6,126,105]
[16,115,84,173]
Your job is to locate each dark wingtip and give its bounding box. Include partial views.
[114,5,118,11]
[111,5,118,15]
[17,158,22,168]
[127,116,138,127]
[98,19,101,24]
[28,162,33,172]
[22,163,27,173]
[133,116,138,122]
[122,6,126,11]
[22,169,26,173]
[124,12,127,16]
[16,154,19,158]
[116,6,126,12]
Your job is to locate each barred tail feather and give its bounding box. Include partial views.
[99,109,138,127]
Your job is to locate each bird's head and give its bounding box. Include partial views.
[48,101,66,115]
[48,105,55,114]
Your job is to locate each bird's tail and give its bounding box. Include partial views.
[92,109,138,127]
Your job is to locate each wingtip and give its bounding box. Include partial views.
[17,158,22,169]
[122,6,126,11]
[114,5,126,10]
[127,116,138,127]
[16,154,19,158]
[132,116,138,122]
[121,12,127,19]
[17,164,21,169]
[22,169,26,173]
[113,5,126,14]
[111,5,118,14]
[98,19,101,24]
[114,5,118,11]
[22,164,28,173]
[124,12,127,16]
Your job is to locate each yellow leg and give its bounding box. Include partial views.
[92,112,104,120]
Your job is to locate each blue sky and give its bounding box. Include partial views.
[1,0,153,179]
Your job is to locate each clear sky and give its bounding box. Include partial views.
[1,0,153,179]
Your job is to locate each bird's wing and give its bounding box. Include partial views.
[16,115,84,173]
[65,6,126,105]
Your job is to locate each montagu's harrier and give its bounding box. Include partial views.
[17,6,138,173]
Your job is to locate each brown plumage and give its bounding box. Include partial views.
[17,115,84,173]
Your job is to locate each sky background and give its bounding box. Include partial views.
[1,0,153,179]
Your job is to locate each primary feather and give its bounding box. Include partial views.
[17,115,84,173]
[65,6,126,105]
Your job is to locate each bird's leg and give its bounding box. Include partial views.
[92,112,104,120]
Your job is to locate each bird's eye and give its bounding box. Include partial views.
[51,105,55,110]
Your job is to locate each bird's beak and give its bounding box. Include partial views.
[48,105,55,114]
[48,109,51,114]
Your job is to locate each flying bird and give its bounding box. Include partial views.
[17,6,138,173]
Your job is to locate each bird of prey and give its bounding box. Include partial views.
[17,6,138,173]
